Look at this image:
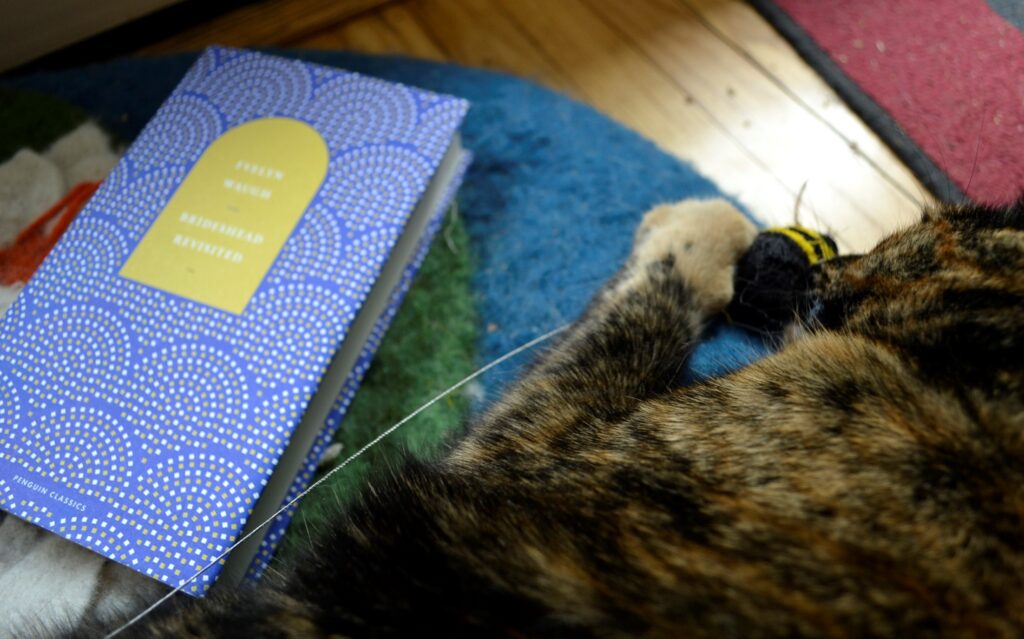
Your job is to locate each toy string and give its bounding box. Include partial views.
[105,323,569,638]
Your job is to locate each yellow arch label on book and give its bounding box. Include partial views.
[120,117,329,314]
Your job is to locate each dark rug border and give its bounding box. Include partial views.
[747,0,967,203]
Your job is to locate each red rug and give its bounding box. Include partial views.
[752,0,1024,205]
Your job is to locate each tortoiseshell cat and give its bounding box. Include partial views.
[71,197,1024,637]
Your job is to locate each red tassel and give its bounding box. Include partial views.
[0,180,101,286]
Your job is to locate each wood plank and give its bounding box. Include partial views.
[682,0,934,208]
[584,0,920,251]
[132,0,928,251]
[491,0,832,244]
[400,0,583,96]
[376,4,449,61]
[301,4,446,61]
[139,0,394,53]
[326,0,798,230]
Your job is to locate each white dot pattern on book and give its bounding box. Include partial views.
[322,145,432,234]
[0,47,468,595]
[131,94,224,169]
[334,228,402,302]
[7,407,133,491]
[267,203,345,285]
[305,73,419,150]
[0,369,21,433]
[87,165,190,243]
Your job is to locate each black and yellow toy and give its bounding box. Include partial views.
[727,225,839,333]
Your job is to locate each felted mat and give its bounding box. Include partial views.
[1,51,768,560]
[750,0,1024,205]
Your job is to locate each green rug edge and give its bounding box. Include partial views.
[0,88,92,162]
[277,204,479,562]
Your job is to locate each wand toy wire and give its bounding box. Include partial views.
[105,323,569,638]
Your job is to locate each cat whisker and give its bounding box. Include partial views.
[792,180,809,226]
[303,519,315,551]
[963,102,990,200]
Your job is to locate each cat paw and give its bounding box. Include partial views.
[631,198,758,313]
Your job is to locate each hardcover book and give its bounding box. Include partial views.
[0,47,470,595]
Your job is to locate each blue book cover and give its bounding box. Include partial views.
[0,47,469,595]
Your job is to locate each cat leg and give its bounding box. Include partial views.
[103,200,757,638]
[450,198,756,467]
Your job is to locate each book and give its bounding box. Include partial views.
[0,46,471,596]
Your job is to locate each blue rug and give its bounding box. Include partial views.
[2,50,771,397]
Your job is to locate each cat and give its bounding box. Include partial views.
[32,197,1024,636]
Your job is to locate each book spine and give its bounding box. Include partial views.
[243,154,471,580]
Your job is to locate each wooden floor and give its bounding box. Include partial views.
[142,0,932,253]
